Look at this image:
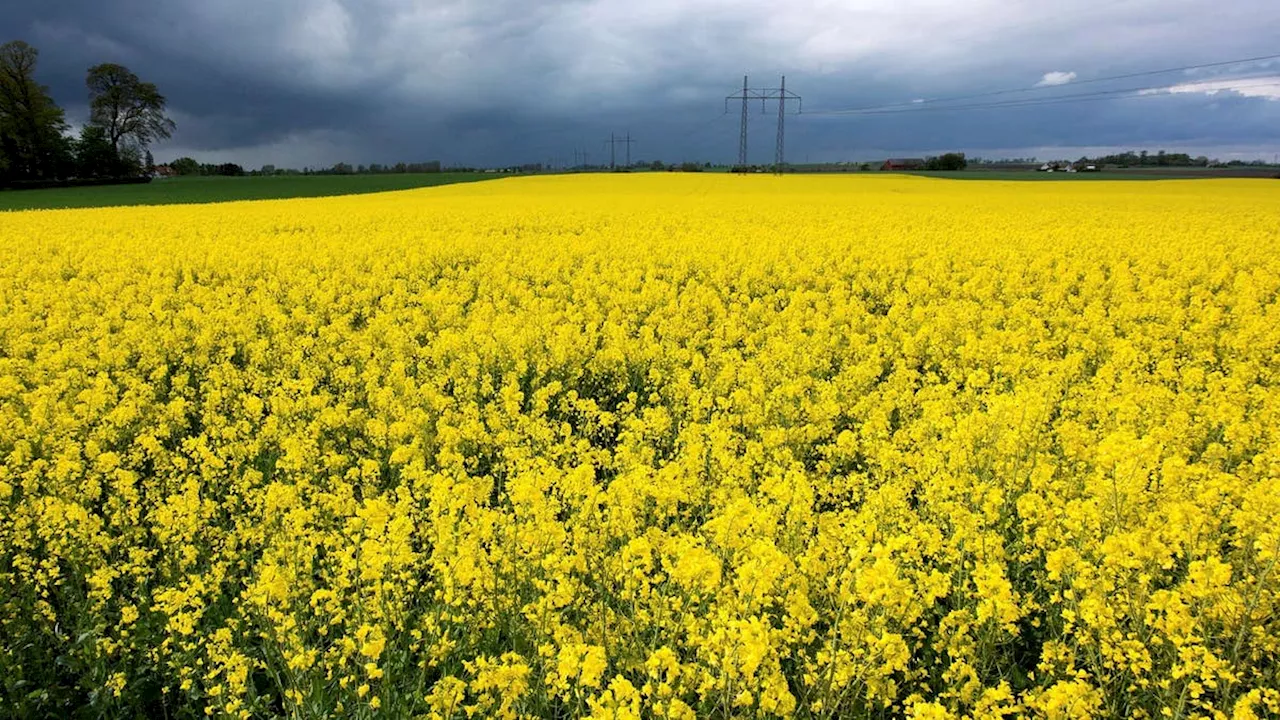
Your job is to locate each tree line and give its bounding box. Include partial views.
[160,159,451,177]
[0,40,174,187]
[1077,150,1208,167]
[970,151,1277,168]
[1074,151,1276,168]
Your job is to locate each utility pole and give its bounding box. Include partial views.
[776,76,787,172]
[739,75,750,168]
[725,75,760,168]
[605,132,637,171]
[765,76,801,174]
[725,75,799,172]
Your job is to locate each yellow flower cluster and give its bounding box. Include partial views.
[1,174,1278,718]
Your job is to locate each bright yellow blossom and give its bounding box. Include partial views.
[2,174,1278,717]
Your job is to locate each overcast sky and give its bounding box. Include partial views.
[4,0,1280,167]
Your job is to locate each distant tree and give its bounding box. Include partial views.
[925,152,967,171]
[259,164,276,175]
[86,63,176,162]
[1083,150,1199,168]
[169,156,200,175]
[331,162,353,174]
[650,160,664,171]
[0,40,71,182]
[215,163,244,176]
[74,125,122,178]
[402,160,440,173]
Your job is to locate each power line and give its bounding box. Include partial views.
[725,75,801,169]
[454,53,1280,169]
[805,52,1280,116]
[677,112,730,140]
[604,132,636,169]
[805,78,1280,117]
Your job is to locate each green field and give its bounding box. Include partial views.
[906,167,1280,181]
[902,170,1174,180]
[5,168,1272,212]
[775,164,1279,181]
[0,173,498,211]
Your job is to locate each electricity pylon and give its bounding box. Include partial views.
[726,76,763,169]
[604,132,636,170]
[726,76,801,173]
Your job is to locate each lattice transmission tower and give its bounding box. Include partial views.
[604,132,636,170]
[725,75,801,173]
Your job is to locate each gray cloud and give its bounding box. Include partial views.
[3,0,1279,167]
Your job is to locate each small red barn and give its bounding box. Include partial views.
[881,158,926,171]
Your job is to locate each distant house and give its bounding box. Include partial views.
[881,158,926,171]
[152,165,177,178]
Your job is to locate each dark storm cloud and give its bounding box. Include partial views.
[5,1,381,149]
[4,0,1279,166]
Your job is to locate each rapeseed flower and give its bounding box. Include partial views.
[1,174,1277,716]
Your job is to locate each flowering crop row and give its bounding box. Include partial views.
[1,174,1278,718]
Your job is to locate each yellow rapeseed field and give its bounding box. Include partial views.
[1,174,1279,719]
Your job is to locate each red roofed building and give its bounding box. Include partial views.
[881,158,926,171]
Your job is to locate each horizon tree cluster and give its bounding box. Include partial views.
[0,40,173,187]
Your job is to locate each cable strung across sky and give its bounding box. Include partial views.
[802,79,1280,118]
[668,53,1280,163]
[803,52,1280,116]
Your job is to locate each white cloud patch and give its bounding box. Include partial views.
[1036,71,1077,87]
[1156,77,1280,100]
[284,0,355,74]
